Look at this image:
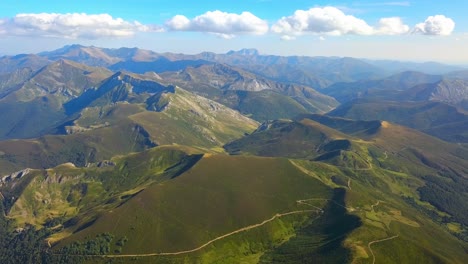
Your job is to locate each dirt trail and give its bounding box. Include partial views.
[52,201,323,258]
[368,235,399,264]
[370,200,383,211]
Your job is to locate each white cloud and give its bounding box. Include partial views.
[166,15,190,30]
[0,13,162,39]
[375,17,409,35]
[165,10,269,37]
[271,7,374,38]
[412,15,455,36]
[271,7,456,39]
[280,35,296,41]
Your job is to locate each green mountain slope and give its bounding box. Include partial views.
[130,87,259,147]
[0,46,467,264]
[1,141,466,263]
[321,71,442,103]
[328,100,468,143]
[0,120,156,176]
[51,155,334,261]
[0,70,258,176]
[226,116,468,248]
[160,63,338,121]
[0,60,113,140]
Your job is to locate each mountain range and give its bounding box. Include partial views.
[0,45,466,264]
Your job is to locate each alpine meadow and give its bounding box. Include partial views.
[0,1,467,263]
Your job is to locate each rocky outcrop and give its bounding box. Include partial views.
[1,168,31,186]
[86,160,116,168]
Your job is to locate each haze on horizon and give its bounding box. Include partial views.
[0,0,467,64]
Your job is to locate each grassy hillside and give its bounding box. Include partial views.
[50,154,337,263]
[130,87,259,148]
[0,60,113,140]
[0,120,156,175]
[224,119,349,159]
[160,64,338,121]
[226,115,468,253]
[328,100,468,143]
[0,46,467,263]
[3,147,465,263]
[0,124,466,264]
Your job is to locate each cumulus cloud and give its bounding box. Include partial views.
[165,10,269,37]
[375,17,409,35]
[271,7,374,38]
[0,13,162,39]
[271,7,456,39]
[412,15,455,36]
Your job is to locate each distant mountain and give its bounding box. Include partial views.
[31,45,468,92]
[445,70,468,80]
[39,44,122,66]
[402,79,468,106]
[36,46,390,89]
[39,44,173,68]
[109,57,212,74]
[1,45,467,264]
[189,51,387,88]
[365,59,465,74]
[160,63,338,121]
[322,71,442,103]
[0,60,113,140]
[328,100,468,143]
[0,68,35,99]
[63,71,168,114]
[61,70,259,147]
[0,54,50,74]
[12,59,112,102]
[0,69,258,174]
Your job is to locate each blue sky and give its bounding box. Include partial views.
[1,0,467,63]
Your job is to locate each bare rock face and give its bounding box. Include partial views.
[431,79,468,104]
[409,79,468,105]
[1,168,31,186]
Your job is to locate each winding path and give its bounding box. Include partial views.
[50,192,394,262]
[52,200,324,259]
[368,235,399,264]
[370,200,383,211]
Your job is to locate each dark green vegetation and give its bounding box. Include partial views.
[329,100,468,143]
[260,189,362,264]
[0,45,467,263]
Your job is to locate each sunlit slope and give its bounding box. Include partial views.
[0,77,258,175]
[224,116,468,263]
[2,146,204,230]
[48,155,345,263]
[130,87,259,148]
[0,119,155,175]
[328,100,468,143]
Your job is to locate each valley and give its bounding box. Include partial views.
[0,45,466,264]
